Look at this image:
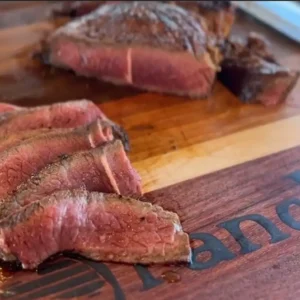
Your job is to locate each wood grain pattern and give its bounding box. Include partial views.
[0,2,300,300]
[136,114,300,192]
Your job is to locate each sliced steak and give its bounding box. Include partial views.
[0,118,129,153]
[0,99,104,135]
[0,140,142,219]
[0,119,114,199]
[0,189,191,269]
[218,32,300,106]
[0,103,23,114]
[46,1,218,99]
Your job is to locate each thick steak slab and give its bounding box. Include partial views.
[0,189,191,269]
[0,140,142,219]
[47,1,218,98]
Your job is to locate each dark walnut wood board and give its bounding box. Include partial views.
[1,2,300,300]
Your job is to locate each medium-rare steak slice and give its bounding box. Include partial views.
[0,99,104,135]
[0,140,142,219]
[0,99,130,151]
[0,103,23,114]
[0,119,115,199]
[218,32,300,106]
[0,189,191,269]
[0,120,129,154]
[46,1,219,99]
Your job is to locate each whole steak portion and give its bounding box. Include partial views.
[0,100,105,136]
[47,1,219,98]
[0,140,142,219]
[0,119,114,199]
[0,189,191,269]
[218,32,300,106]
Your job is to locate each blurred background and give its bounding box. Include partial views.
[234,1,300,43]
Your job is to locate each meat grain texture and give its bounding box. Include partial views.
[0,140,142,219]
[47,1,219,98]
[0,119,113,199]
[0,189,191,269]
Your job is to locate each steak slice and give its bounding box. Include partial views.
[0,99,130,151]
[218,32,300,106]
[0,119,115,199]
[0,99,104,135]
[46,1,218,99]
[0,189,191,269]
[0,140,142,219]
[0,103,23,114]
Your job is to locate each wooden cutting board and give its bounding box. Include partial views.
[1,2,300,300]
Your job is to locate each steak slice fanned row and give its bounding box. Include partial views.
[0,189,191,269]
[0,118,115,199]
[46,1,219,98]
[218,32,300,106]
[0,140,142,219]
